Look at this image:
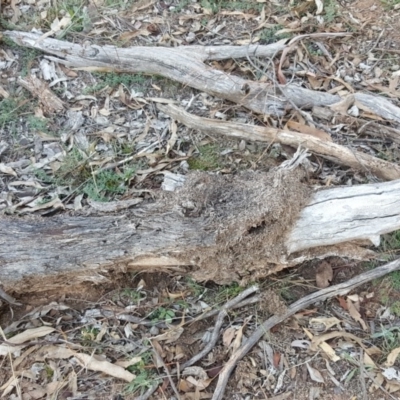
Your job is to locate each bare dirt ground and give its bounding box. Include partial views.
[1,0,400,399]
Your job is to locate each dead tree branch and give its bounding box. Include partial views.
[212,257,400,400]
[3,30,400,123]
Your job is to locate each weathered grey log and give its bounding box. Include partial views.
[158,104,400,180]
[4,31,400,123]
[1,170,400,294]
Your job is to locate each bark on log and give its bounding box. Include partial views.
[1,169,400,294]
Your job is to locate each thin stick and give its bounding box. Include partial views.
[182,285,259,369]
[211,257,400,400]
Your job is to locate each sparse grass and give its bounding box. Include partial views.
[83,72,147,94]
[118,288,145,304]
[125,352,159,396]
[307,43,323,57]
[188,143,221,171]
[34,147,138,202]
[381,0,400,10]
[125,370,159,396]
[150,306,176,324]
[372,326,400,360]
[80,326,101,346]
[173,0,191,12]
[0,97,33,132]
[367,230,400,319]
[213,282,243,304]
[175,0,263,14]
[377,230,400,290]
[260,25,291,44]
[2,37,42,76]
[201,0,222,14]
[323,0,339,23]
[27,116,51,133]
[391,300,400,316]
[82,167,137,202]
[186,277,206,297]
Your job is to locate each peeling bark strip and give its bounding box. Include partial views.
[4,30,400,123]
[158,104,400,181]
[1,170,400,293]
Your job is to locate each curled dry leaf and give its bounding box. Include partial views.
[309,317,341,331]
[315,261,333,288]
[223,327,236,347]
[0,326,55,356]
[74,352,135,382]
[207,365,223,378]
[306,362,325,383]
[0,163,18,177]
[186,375,212,390]
[291,340,310,349]
[385,347,400,368]
[314,0,324,14]
[183,366,208,381]
[303,328,340,362]
[152,326,184,343]
[346,298,368,331]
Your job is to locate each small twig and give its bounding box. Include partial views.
[211,257,400,400]
[0,326,22,400]
[190,294,260,324]
[367,29,385,54]
[151,341,181,399]
[359,348,368,400]
[181,285,259,369]
[245,43,334,136]
[135,382,159,400]
[88,294,260,330]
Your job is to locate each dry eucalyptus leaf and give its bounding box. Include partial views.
[74,352,135,382]
[306,362,325,383]
[183,366,208,381]
[0,326,55,356]
[309,317,341,331]
[152,326,184,343]
[346,298,368,331]
[385,347,400,368]
[0,163,18,177]
[315,261,333,288]
[223,327,236,347]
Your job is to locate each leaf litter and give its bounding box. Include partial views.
[1,0,400,398]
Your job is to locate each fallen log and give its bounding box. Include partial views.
[158,104,400,180]
[1,31,400,298]
[1,166,400,295]
[3,30,400,124]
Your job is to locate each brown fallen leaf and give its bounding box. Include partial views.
[385,346,400,367]
[346,297,368,331]
[273,352,281,368]
[315,261,333,288]
[337,296,348,310]
[306,362,325,383]
[74,352,135,382]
